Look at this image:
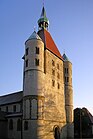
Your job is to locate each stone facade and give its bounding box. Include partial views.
[0,6,74,139]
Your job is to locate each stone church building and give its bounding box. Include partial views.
[0,6,74,139]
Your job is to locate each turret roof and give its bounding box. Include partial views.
[27,31,42,41]
[63,53,69,61]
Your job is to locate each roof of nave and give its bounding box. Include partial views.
[0,91,23,106]
[38,29,63,60]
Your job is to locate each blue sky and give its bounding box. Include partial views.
[0,0,93,113]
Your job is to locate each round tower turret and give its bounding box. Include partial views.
[63,53,74,138]
[23,31,44,96]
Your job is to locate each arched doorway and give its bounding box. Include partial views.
[53,126,60,139]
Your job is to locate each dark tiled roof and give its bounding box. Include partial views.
[0,91,23,106]
[82,107,93,124]
[38,29,63,60]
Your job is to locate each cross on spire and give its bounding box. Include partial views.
[43,0,44,7]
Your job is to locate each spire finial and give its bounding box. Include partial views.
[43,0,44,7]
[38,4,49,30]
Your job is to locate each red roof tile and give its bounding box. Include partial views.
[38,29,63,60]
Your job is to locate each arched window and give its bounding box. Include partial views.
[17,119,21,131]
[31,99,38,119]
[24,121,28,130]
[38,99,43,119]
[53,126,60,139]
[9,119,13,130]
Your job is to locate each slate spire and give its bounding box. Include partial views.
[38,6,49,30]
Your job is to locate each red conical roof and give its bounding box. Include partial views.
[38,29,63,60]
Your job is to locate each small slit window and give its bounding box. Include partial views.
[57,73,60,79]
[65,68,66,74]
[52,69,55,76]
[52,60,55,66]
[52,80,55,87]
[6,106,8,112]
[26,59,28,67]
[26,48,29,56]
[58,83,60,89]
[67,68,68,74]
[67,77,69,82]
[57,64,59,69]
[9,119,13,130]
[35,59,39,66]
[24,121,28,130]
[17,119,21,131]
[65,76,66,82]
[13,105,16,112]
[36,47,39,54]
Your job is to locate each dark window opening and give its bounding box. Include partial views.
[36,47,39,54]
[52,60,55,66]
[57,64,59,69]
[24,121,28,130]
[26,59,28,67]
[67,68,68,74]
[65,68,66,74]
[9,119,13,130]
[17,119,21,131]
[65,76,66,82]
[67,77,69,82]
[35,59,39,66]
[65,68,69,74]
[54,126,60,139]
[52,80,55,87]
[6,106,8,112]
[57,73,60,79]
[58,83,60,89]
[13,105,16,112]
[52,69,55,76]
[26,48,29,56]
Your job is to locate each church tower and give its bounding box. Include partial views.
[22,6,74,139]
